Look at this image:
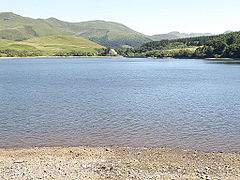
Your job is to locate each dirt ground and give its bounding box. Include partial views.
[0,147,239,180]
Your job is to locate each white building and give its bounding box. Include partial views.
[108,49,118,56]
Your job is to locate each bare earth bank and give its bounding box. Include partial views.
[0,147,239,180]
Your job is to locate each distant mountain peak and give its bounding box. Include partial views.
[168,31,181,34]
[0,12,19,20]
[0,12,18,16]
[47,17,59,21]
[150,31,214,41]
[223,30,234,34]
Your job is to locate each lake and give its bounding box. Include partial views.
[0,58,240,152]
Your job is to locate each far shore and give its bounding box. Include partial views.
[0,55,125,59]
[145,57,240,60]
[1,56,239,61]
[204,57,240,60]
[0,146,239,179]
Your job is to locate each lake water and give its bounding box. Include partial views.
[0,58,240,152]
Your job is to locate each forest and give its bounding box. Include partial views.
[116,32,240,58]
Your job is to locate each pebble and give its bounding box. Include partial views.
[0,147,239,180]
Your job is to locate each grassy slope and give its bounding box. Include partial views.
[45,18,152,48]
[159,47,198,52]
[0,39,14,45]
[0,12,65,41]
[0,36,104,56]
[138,47,199,58]
[0,12,152,48]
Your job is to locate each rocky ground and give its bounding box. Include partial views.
[0,147,239,180]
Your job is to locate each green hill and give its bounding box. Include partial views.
[2,12,223,49]
[0,12,64,41]
[117,32,240,58]
[24,36,103,48]
[0,12,152,48]
[0,36,104,57]
[0,39,14,45]
[45,18,152,48]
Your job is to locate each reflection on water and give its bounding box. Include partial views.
[205,59,240,65]
[0,58,240,152]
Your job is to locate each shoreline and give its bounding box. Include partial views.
[0,56,239,60]
[0,55,125,59]
[144,57,240,60]
[0,146,239,179]
[204,57,240,60]
[1,145,239,154]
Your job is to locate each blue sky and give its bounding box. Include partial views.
[1,0,240,35]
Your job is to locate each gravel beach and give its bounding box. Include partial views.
[0,147,239,180]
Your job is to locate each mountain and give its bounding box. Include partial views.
[150,31,213,41]
[223,30,234,34]
[45,18,152,48]
[0,12,64,41]
[0,12,235,49]
[0,12,152,48]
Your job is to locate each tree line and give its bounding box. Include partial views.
[116,32,240,58]
[0,48,110,57]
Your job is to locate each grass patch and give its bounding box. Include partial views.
[0,36,104,57]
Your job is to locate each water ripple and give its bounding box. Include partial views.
[0,58,240,152]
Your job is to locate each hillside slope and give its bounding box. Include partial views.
[1,12,225,49]
[45,18,152,48]
[0,36,104,57]
[0,12,64,41]
[0,12,152,48]
[117,31,240,58]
